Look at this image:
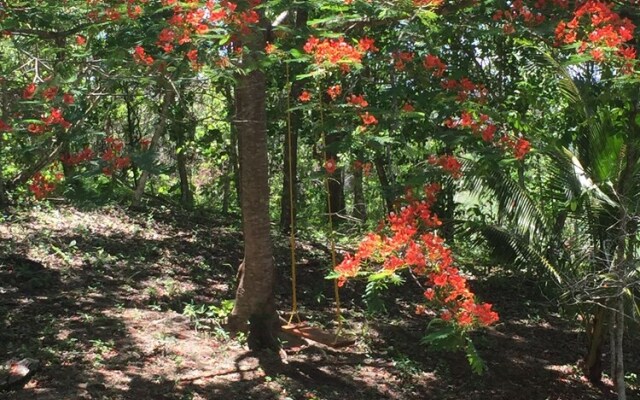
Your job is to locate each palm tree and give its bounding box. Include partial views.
[461,49,640,398]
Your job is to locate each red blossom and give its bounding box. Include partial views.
[23,83,37,99]
[133,45,154,65]
[360,112,378,126]
[333,184,498,329]
[265,42,276,54]
[42,86,58,101]
[0,119,11,132]
[401,103,415,112]
[324,157,337,174]
[63,93,75,104]
[29,171,61,200]
[347,94,368,107]
[423,54,446,77]
[357,37,378,53]
[326,85,342,101]
[27,123,45,135]
[298,90,312,102]
[303,36,367,72]
[392,51,414,71]
[514,137,531,160]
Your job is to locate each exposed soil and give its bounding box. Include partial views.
[0,204,637,400]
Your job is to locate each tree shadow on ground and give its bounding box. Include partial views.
[366,273,632,400]
[2,206,638,400]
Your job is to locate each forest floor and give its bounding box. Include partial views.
[0,204,638,400]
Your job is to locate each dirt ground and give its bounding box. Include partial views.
[0,204,637,400]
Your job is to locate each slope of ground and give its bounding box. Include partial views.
[0,204,637,400]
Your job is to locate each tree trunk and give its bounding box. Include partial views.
[173,94,194,210]
[325,132,345,221]
[0,78,8,206]
[352,166,366,222]
[176,128,194,209]
[227,21,279,351]
[374,153,394,214]
[132,80,173,207]
[124,86,140,187]
[224,85,241,209]
[279,8,307,234]
[584,305,606,384]
[61,142,76,181]
[614,295,626,400]
[279,85,299,233]
[440,180,456,242]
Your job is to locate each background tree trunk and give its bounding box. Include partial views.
[352,166,366,222]
[175,126,194,209]
[279,8,307,234]
[224,85,241,210]
[325,132,345,221]
[132,80,173,207]
[279,86,299,234]
[374,153,394,214]
[124,86,140,187]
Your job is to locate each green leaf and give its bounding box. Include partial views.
[289,48,304,59]
[368,270,392,281]
[420,324,457,345]
[325,270,341,280]
[464,338,486,375]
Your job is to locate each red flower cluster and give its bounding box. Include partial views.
[334,183,498,328]
[360,112,378,126]
[63,93,75,104]
[0,119,11,132]
[499,136,531,160]
[392,51,414,71]
[357,37,378,53]
[42,86,58,101]
[326,85,342,100]
[27,123,46,135]
[22,83,36,99]
[133,45,154,65]
[555,0,636,68]
[298,90,312,102]
[42,108,71,130]
[303,36,368,72]
[441,77,488,103]
[445,111,497,142]
[157,27,177,53]
[353,160,373,176]
[86,0,147,22]
[423,54,447,77]
[29,171,62,200]
[61,147,95,166]
[101,137,131,176]
[428,154,462,178]
[493,0,548,34]
[402,103,415,112]
[324,157,337,174]
[346,94,368,108]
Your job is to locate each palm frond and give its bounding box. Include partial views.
[474,223,563,283]
[460,158,549,238]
